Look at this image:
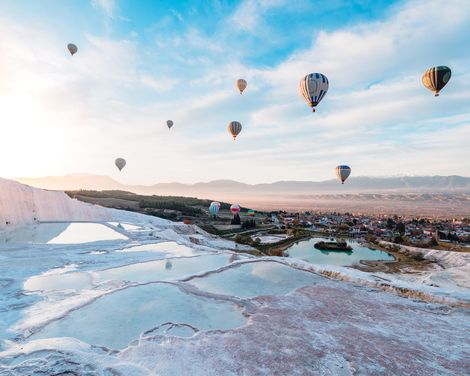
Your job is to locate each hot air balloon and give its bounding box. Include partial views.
[230,204,241,214]
[167,120,174,129]
[115,158,126,172]
[67,43,78,56]
[237,79,247,94]
[228,121,242,140]
[209,202,221,217]
[299,73,329,112]
[422,66,451,96]
[247,209,255,217]
[335,165,351,184]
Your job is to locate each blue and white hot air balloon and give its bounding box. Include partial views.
[299,73,329,112]
[209,202,221,217]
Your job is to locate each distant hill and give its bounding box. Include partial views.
[13,174,470,216]
[15,174,470,196]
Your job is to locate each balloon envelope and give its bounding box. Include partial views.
[422,66,451,96]
[115,158,126,171]
[230,204,241,214]
[299,73,329,112]
[335,165,351,184]
[67,43,78,56]
[247,209,255,217]
[167,120,174,129]
[237,79,247,94]
[228,121,242,140]
[209,202,221,216]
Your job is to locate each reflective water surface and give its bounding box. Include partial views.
[286,237,394,266]
[189,261,322,298]
[31,283,246,349]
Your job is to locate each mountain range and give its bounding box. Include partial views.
[14,174,470,197]
[12,174,470,216]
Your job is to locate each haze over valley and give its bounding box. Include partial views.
[16,174,470,215]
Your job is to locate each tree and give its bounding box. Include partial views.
[386,218,396,229]
[395,222,406,235]
[231,213,241,225]
[241,219,256,230]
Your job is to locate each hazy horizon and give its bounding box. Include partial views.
[13,171,470,186]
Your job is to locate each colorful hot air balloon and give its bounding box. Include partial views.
[299,73,329,112]
[228,121,242,140]
[230,204,241,214]
[67,43,78,56]
[335,165,351,184]
[166,120,174,129]
[209,202,221,217]
[422,66,451,96]
[247,209,255,217]
[237,79,247,94]
[115,158,126,172]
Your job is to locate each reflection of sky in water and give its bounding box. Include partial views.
[107,222,142,231]
[23,254,244,292]
[0,222,128,244]
[287,237,394,266]
[189,261,322,298]
[95,254,234,283]
[117,242,195,256]
[47,223,128,244]
[32,283,246,349]
[24,272,93,292]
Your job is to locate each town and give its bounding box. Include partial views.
[204,209,470,253]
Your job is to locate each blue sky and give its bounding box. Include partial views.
[0,0,469,184]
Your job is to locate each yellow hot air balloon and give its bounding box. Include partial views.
[227,121,242,140]
[422,66,452,96]
[237,79,247,94]
[67,43,78,56]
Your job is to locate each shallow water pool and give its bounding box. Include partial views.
[189,260,322,298]
[286,237,394,266]
[48,223,128,244]
[0,222,128,244]
[95,253,241,283]
[31,283,246,349]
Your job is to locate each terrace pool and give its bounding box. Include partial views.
[286,237,394,266]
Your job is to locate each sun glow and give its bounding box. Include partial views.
[0,88,73,178]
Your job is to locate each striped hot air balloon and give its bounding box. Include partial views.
[299,73,329,112]
[422,66,451,96]
[228,121,242,140]
[230,204,241,214]
[335,165,351,184]
[237,79,247,94]
[209,202,221,217]
[247,209,255,217]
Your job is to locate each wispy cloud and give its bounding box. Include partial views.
[91,0,115,18]
[0,0,469,183]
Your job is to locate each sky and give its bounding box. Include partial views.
[0,0,469,185]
